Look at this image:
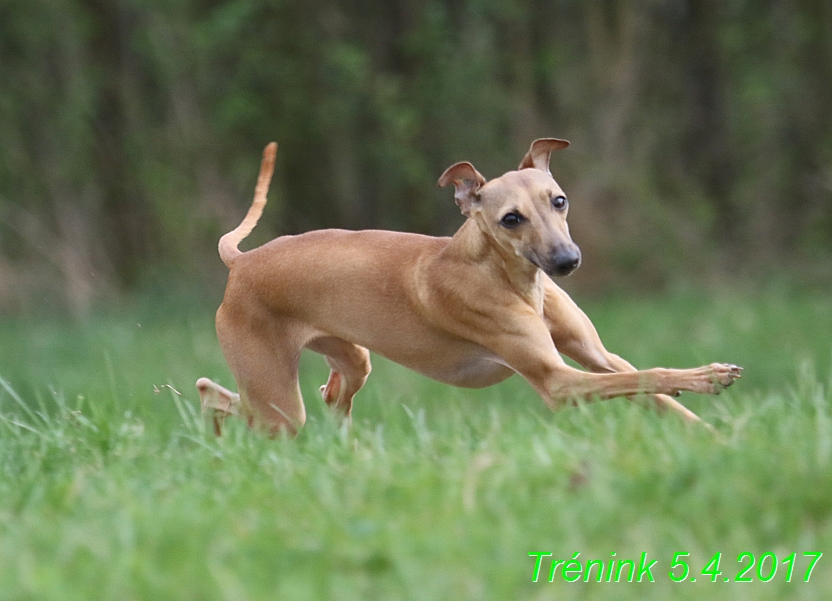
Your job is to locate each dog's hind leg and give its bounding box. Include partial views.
[306,336,372,420]
[216,311,308,435]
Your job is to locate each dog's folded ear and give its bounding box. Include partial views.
[438,162,487,216]
[518,138,569,175]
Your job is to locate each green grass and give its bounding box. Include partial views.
[1,289,831,600]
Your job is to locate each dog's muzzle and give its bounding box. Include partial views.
[527,246,582,277]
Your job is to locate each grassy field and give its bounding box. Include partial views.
[0,288,831,600]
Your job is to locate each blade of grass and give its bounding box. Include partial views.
[0,375,39,424]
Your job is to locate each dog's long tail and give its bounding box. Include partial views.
[218,142,278,266]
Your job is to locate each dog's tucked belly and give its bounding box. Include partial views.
[307,326,514,388]
[378,348,514,388]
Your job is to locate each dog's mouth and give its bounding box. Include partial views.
[526,247,582,277]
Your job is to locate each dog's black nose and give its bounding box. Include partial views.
[551,248,581,276]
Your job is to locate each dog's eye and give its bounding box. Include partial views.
[500,212,524,228]
[551,195,568,210]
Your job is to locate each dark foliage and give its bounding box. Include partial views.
[1,0,830,314]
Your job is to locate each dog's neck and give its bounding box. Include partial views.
[446,219,545,312]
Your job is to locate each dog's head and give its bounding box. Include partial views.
[438,138,581,277]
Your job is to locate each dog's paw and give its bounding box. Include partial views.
[694,363,743,394]
[320,371,342,405]
[196,377,241,415]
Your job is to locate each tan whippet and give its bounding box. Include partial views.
[197,140,741,435]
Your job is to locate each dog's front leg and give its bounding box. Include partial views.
[539,280,704,422]
[488,313,740,410]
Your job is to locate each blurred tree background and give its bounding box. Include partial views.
[0,0,830,316]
